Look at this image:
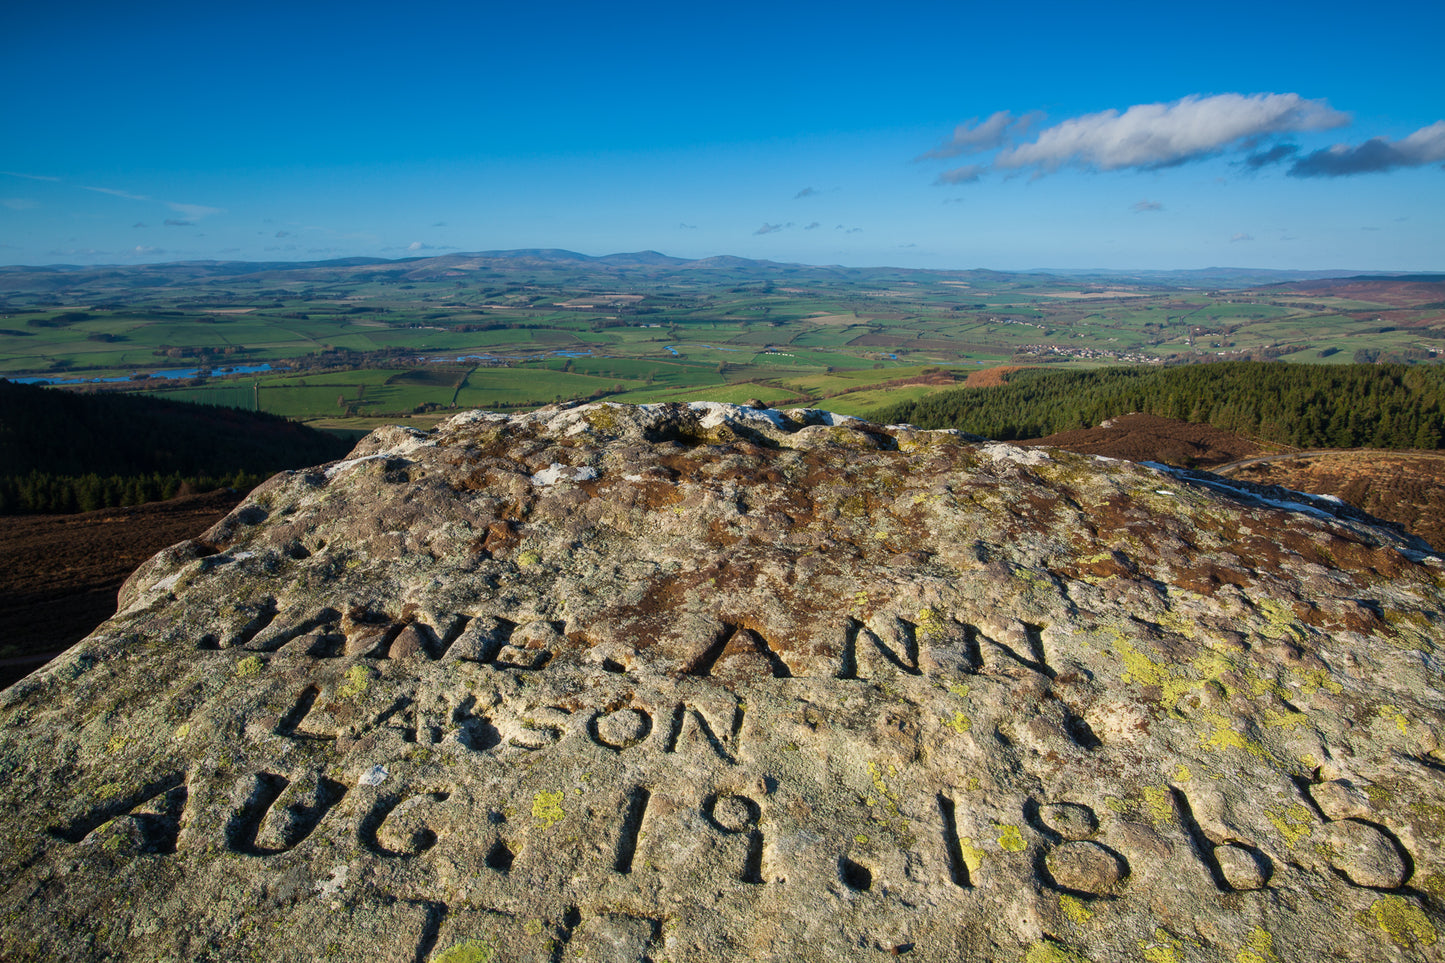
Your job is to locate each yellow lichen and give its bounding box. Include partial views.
[1356,895,1438,949]
[915,607,946,643]
[943,711,972,734]
[1264,805,1314,847]
[1234,926,1281,963]
[338,664,373,699]
[1202,712,1268,758]
[1173,765,1192,783]
[958,836,985,876]
[1143,786,1173,824]
[1262,708,1309,728]
[1254,599,1307,643]
[531,790,564,829]
[1377,705,1409,736]
[1025,938,1091,963]
[430,940,495,963]
[1139,929,1188,963]
[1290,665,1343,696]
[996,823,1026,853]
[1059,893,1093,925]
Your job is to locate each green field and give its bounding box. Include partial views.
[3,255,1440,428]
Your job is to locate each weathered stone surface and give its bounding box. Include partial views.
[2,401,1444,961]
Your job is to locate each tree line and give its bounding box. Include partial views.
[0,380,352,515]
[876,362,1445,450]
[0,469,268,515]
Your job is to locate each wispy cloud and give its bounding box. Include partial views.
[1286,120,1445,177]
[167,202,223,220]
[677,222,697,229]
[83,185,153,202]
[1132,200,1163,213]
[2,171,60,182]
[80,185,225,221]
[917,111,1038,160]
[48,248,111,257]
[804,221,821,230]
[2,198,39,210]
[1230,233,1254,242]
[794,187,818,199]
[164,218,193,227]
[935,165,985,185]
[275,230,292,238]
[754,222,786,235]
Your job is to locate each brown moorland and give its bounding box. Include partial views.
[0,489,242,689]
[1017,412,1442,550]
[1221,450,1445,551]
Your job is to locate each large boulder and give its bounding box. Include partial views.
[1,402,1442,961]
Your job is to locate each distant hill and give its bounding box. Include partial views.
[0,249,1412,301]
[0,380,353,513]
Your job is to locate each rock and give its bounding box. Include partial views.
[1324,819,1412,890]
[1216,843,1271,891]
[1,402,1442,962]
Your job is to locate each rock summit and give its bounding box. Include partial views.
[1,402,1443,961]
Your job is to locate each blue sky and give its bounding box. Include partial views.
[2,0,1442,271]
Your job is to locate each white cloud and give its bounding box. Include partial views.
[1132,200,1163,213]
[1230,233,1254,242]
[997,93,1348,173]
[2,198,39,210]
